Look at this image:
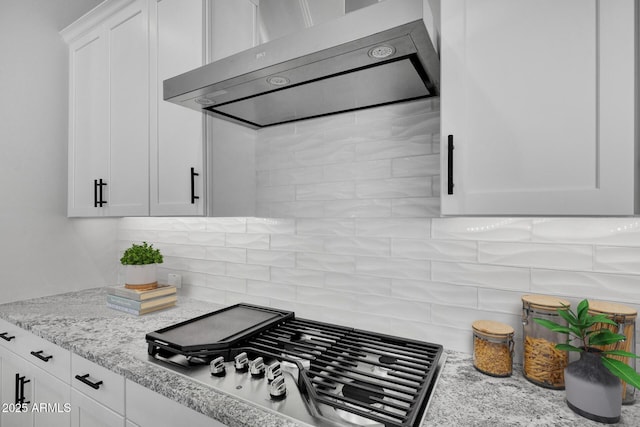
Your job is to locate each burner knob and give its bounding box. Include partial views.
[209,356,226,377]
[234,352,249,373]
[269,375,286,400]
[250,357,265,378]
[266,361,282,383]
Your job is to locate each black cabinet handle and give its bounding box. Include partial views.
[94,179,108,207]
[0,332,15,341]
[447,135,454,195]
[190,167,200,204]
[30,350,53,362]
[15,374,30,405]
[75,374,103,389]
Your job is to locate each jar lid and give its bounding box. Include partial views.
[522,294,570,310]
[472,320,514,337]
[588,300,637,318]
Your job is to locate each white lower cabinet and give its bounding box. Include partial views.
[0,346,71,427]
[71,388,124,427]
[125,379,224,427]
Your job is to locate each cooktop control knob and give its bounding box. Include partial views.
[269,375,286,400]
[209,356,226,377]
[266,361,282,383]
[234,352,249,373]
[250,357,265,378]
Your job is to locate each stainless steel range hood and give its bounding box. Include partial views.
[163,0,439,129]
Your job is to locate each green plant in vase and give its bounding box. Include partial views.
[120,242,163,289]
[534,299,640,424]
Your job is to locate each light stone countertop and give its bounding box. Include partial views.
[0,287,638,427]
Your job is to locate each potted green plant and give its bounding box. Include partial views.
[534,299,640,424]
[120,242,163,290]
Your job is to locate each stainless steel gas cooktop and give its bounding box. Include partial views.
[144,304,445,427]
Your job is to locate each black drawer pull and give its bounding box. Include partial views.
[30,350,53,362]
[75,374,103,389]
[190,167,200,204]
[447,134,454,195]
[0,332,15,341]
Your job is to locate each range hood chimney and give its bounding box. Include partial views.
[163,0,439,129]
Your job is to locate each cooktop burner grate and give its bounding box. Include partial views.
[238,318,442,427]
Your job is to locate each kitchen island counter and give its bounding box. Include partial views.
[0,287,638,426]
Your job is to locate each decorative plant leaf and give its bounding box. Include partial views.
[577,299,589,323]
[601,357,640,391]
[532,318,571,334]
[603,349,640,359]
[589,330,626,346]
[556,343,582,353]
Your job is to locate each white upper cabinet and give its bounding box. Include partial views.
[66,0,149,217]
[440,0,637,215]
[149,0,206,216]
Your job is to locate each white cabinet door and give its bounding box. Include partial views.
[125,379,224,427]
[149,0,205,216]
[103,0,150,217]
[67,27,109,217]
[0,348,33,427]
[67,0,149,217]
[71,388,125,427]
[31,365,71,427]
[209,0,256,61]
[440,0,637,215]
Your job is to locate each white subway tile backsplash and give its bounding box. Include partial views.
[246,280,296,301]
[531,269,640,304]
[119,100,640,357]
[391,198,440,218]
[432,261,530,291]
[323,160,391,181]
[357,295,430,323]
[391,279,478,308]
[356,176,432,199]
[356,218,430,239]
[297,219,355,236]
[247,218,295,234]
[247,249,295,268]
[323,236,390,257]
[270,234,324,252]
[392,239,476,262]
[478,242,593,270]
[205,247,246,263]
[296,181,355,201]
[391,155,439,178]
[323,199,392,218]
[296,252,355,273]
[270,267,325,287]
[594,246,640,273]
[225,233,269,250]
[432,218,533,241]
[225,263,270,281]
[532,218,640,245]
[205,218,246,233]
[355,256,429,280]
[205,275,246,292]
[296,287,359,311]
[324,272,392,296]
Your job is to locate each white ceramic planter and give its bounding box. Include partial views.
[124,264,158,288]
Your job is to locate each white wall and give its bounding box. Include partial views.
[117,98,640,357]
[0,0,117,303]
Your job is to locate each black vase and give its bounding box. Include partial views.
[564,350,622,424]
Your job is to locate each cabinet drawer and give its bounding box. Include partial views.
[0,318,28,352]
[18,332,71,383]
[71,353,125,415]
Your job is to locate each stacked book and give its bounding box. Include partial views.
[106,284,177,315]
